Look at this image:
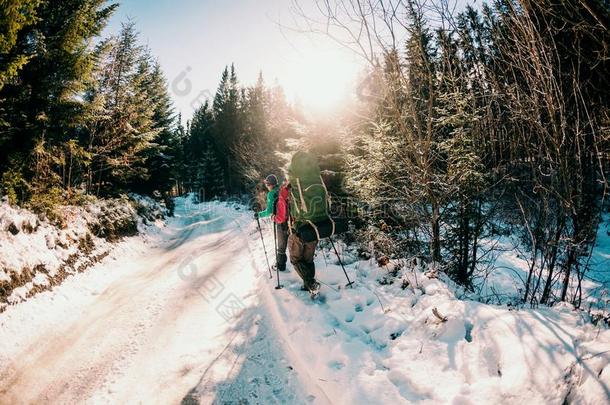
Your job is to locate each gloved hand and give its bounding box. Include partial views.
[254,211,259,220]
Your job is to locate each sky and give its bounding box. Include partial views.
[104,0,365,121]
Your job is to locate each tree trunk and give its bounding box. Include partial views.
[468,200,482,280]
[561,244,577,302]
[431,201,441,263]
[541,219,564,303]
[457,202,470,285]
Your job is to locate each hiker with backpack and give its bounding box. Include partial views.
[256,152,352,298]
[274,178,290,272]
[285,151,329,296]
[254,174,289,273]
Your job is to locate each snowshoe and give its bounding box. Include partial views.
[308,281,321,300]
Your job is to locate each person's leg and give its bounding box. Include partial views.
[276,222,288,271]
[301,240,318,286]
[288,233,302,266]
[288,234,316,289]
[302,240,318,264]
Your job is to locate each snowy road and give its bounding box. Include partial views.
[2,197,609,405]
[0,198,324,404]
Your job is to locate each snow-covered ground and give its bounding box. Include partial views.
[0,196,609,404]
[0,194,166,307]
[473,215,610,310]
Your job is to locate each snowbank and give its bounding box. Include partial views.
[250,219,610,404]
[0,195,167,308]
[470,215,610,313]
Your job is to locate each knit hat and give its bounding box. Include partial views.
[264,174,278,186]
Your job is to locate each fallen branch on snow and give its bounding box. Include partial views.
[432,307,448,322]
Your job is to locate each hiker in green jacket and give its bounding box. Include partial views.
[254,174,289,273]
[254,174,279,220]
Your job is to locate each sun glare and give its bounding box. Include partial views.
[278,46,361,115]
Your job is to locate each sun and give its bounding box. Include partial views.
[278,45,361,115]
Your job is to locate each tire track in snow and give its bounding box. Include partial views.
[0,250,184,403]
[0,202,276,404]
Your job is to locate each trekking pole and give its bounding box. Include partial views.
[320,243,329,267]
[329,237,354,288]
[255,214,273,279]
[273,222,282,289]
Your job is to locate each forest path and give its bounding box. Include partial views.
[0,198,321,404]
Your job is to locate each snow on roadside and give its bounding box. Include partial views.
[0,194,167,308]
[0,229,154,372]
[251,218,610,405]
[472,214,610,310]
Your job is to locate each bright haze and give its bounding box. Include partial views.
[104,0,365,120]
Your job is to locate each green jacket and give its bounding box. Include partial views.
[259,186,279,218]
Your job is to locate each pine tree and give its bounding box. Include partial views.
[0,0,118,200]
[85,21,158,195]
[134,59,177,195]
[194,145,225,200]
[183,101,225,199]
[266,80,292,147]
[0,0,40,90]
[243,71,267,141]
[433,13,491,286]
[346,3,447,262]
[211,63,243,194]
[173,113,188,194]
